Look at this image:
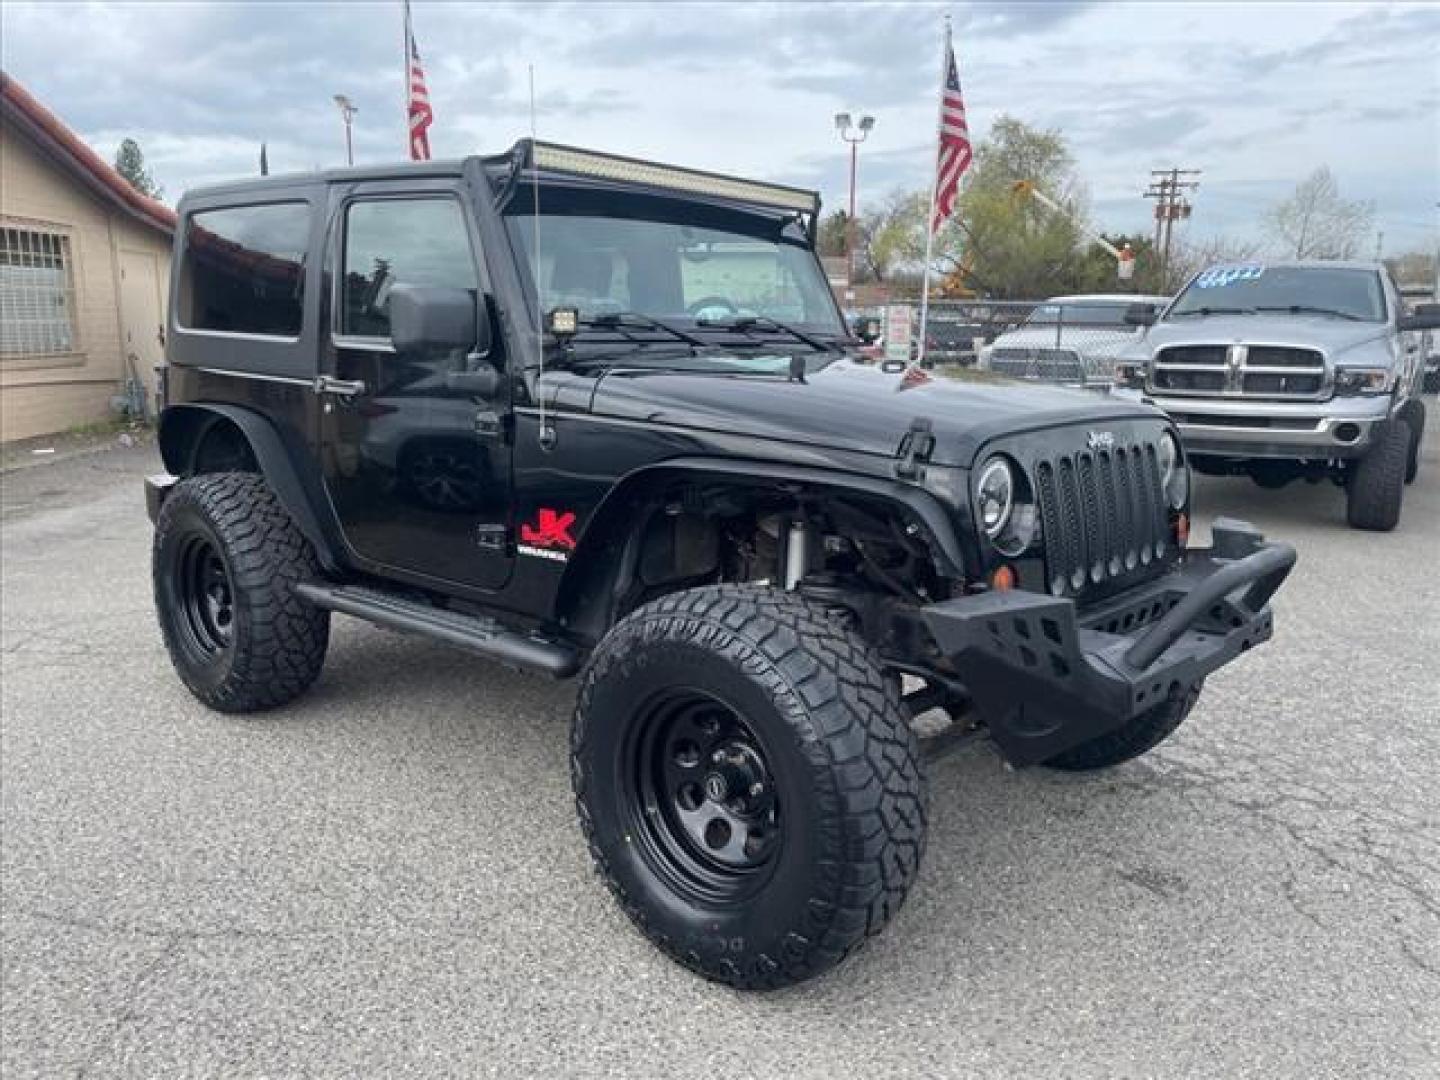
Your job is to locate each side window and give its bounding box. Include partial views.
[181,203,308,337]
[341,198,477,338]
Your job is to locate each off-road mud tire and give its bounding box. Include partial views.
[1401,401,1424,485]
[1345,420,1408,531]
[153,472,330,712]
[1045,683,1202,772]
[571,584,927,991]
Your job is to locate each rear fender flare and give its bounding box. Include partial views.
[157,403,344,573]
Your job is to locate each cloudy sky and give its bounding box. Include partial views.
[4,1,1437,253]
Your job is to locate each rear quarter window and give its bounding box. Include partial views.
[179,203,309,337]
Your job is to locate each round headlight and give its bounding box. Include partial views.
[976,458,1015,537]
[1158,431,1189,508]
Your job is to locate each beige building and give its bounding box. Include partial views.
[1,72,175,442]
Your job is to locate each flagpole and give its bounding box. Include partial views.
[402,0,412,158]
[916,14,951,368]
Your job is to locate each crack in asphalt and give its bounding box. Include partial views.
[1125,742,1440,981]
[72,938,184,1080]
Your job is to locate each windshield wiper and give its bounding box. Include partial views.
[1169,306,1256,318]
[584,311,710,347]
[1255,305,1363,321]
[696,315,838,352]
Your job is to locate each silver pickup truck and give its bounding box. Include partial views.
[1113,260,1440,531]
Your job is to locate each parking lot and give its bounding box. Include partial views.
[2,414,1437,1079]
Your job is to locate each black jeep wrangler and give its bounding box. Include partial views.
[146,141,1296,990]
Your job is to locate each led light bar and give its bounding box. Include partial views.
[528,141,818,216]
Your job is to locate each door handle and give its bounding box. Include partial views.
[313,375,367,398]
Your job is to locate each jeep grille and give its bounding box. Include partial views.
[1034,439,1170,598]
[1150,344,1327,400]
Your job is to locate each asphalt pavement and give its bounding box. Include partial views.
[3,415,1438,1078]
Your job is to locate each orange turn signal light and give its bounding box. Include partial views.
[991,565,1016,591]
[1175,512,1190,546]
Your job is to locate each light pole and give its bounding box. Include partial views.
[333,94,358,166]
[834,112,875,292]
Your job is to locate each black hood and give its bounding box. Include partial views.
[588,358,1164,468]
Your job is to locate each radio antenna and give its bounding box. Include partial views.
[529,63,554,450]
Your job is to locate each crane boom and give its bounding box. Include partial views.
[1011,180,1124,261]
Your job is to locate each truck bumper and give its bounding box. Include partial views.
[144,473,178,523]
[921,518,1295,766]
[1139,393,1390,461]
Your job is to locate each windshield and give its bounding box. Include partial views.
[1023,302,1134,327]
[1169,265,1385,321]
[504,195,843,338]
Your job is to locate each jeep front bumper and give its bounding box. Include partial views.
[921,518,1296,766]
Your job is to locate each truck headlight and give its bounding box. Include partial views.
[1113,361,1146,389]
[1334,368,1392,395]
[975,458,1014,537]
[1158,431,1189,509]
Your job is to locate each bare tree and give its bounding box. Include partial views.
[1166,234,1264,292]
[852,189,928,284]
[1383,251,1437,289]
[1264,167,1373,259]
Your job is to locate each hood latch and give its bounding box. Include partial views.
[894,417,936,480]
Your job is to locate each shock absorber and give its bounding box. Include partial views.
[783,518,808,590]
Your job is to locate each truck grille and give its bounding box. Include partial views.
[990,347,1086,383]
[1150,344,1327,400]
[1034,440,1170,598]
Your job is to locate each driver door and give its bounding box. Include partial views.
[320,185,513,591]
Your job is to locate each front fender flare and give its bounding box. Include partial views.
[553,456,971,637]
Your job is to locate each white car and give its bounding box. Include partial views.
[982,293,1170,388]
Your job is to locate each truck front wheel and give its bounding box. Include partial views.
[1345,420,1409,531]
[571,585,927,990]
[153,472,330,712]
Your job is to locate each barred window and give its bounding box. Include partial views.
[0,225,78,356]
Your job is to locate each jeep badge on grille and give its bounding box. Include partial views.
[1087,430,1116,451]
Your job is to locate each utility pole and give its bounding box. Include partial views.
[1143,168,1200,288]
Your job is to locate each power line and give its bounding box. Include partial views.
[1143,168,1200,286]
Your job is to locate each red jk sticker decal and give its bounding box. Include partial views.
[520,508,577,551]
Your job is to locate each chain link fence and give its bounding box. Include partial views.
[939,299,1159,387]
[848,297,1165,388]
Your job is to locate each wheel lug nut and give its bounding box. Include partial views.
[748,782,764,798]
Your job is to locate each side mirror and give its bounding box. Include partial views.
[389,285,489,355]
[1398,303,1440,332]
[1124,303,1158,327]
[855,317,881,344]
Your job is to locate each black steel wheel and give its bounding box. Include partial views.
[572,585,927,991]
[154,472,329,712]
[173,534,235,660]
[626,688,782,904]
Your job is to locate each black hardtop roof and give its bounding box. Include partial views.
[180,159,467,201]
[178,140,820,220]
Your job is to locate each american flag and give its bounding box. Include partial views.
[405,1,433,161]
[930,35,972,234]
